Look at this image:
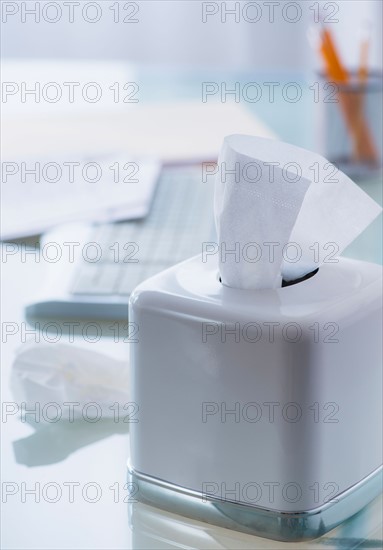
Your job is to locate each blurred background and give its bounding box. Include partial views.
[2,0,382,156]
[2,0,382,71]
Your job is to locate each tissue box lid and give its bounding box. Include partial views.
[129,255,382,324]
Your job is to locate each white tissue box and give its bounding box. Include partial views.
[129,255,382,541]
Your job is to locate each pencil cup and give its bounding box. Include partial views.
[128,253,382,541]
[318,71,382,180]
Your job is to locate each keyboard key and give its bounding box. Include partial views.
[72,264,121,295]
[70,166,216,301]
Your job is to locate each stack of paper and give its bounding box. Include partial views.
[1,155,160,240]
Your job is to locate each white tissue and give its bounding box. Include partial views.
[215,135,382,289]
[11,342,130,421]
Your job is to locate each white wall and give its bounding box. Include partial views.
[1,1,382,71]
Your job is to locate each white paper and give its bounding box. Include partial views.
[215,135,382,289]
[11,342,130,420]
[2,102,275,164]
[1,154,160,240]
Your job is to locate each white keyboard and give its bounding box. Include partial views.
[26,166,216,319]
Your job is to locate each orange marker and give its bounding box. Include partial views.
[319,26,378,164]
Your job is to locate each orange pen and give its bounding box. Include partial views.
[319,25,378,164]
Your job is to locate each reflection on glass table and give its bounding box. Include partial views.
[129,496,383,550]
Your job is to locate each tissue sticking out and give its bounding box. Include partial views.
[214,135,382,290]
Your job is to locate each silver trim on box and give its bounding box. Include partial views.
[128,464,383,542]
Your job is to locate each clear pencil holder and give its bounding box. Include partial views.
[318,71,382,180]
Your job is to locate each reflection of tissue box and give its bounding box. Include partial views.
[129,255,382,542]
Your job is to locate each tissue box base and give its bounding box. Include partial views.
[129,255,382,541]
[128,466,382,541]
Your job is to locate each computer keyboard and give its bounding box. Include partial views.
[26,165,216,319]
